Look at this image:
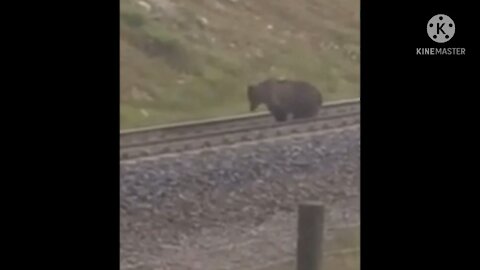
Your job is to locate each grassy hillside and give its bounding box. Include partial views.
[120,0,360,129]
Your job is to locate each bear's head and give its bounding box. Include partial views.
[247,81,273,111]
[247,85,260,111]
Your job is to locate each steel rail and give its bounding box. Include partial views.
[120,98,360,149]
[120,105,360,160]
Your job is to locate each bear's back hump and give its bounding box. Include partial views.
[273,80,320,102]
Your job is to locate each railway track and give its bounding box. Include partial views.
[120,98,360,160]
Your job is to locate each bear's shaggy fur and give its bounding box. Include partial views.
[247,78,323,122]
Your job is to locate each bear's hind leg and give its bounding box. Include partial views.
[293,111,316,120]
[273,110,287,122]
[269,106,288,122]
[293,105,319,119]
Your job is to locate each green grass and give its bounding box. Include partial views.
[120,0,360,129]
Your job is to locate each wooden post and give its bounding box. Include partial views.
[296,202,325,270]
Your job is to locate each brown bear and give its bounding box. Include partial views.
[247,78,323,122]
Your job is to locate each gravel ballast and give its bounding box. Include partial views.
[120,125,360,270]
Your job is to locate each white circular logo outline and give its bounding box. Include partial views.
[427,14,455,43]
